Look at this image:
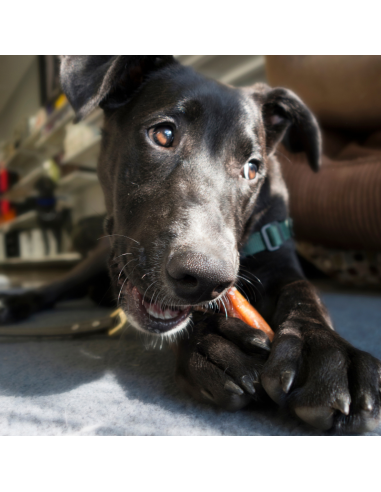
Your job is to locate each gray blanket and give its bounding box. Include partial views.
[0,290,380,435]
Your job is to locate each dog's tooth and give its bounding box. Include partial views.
[146,305,158,318]
[164,309,179,319]
[145,302,182,320]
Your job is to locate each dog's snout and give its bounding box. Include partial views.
[166,250,235,303]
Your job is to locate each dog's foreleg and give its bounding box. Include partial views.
[0,239,111,324]
[244,244,381,433]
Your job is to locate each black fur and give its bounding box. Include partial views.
[2,56,380,434]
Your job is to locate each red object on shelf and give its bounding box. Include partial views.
[1,200,10,216]
[0,168,9,193]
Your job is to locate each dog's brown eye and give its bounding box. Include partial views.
[242,160,259,180]
[152,125,174,147]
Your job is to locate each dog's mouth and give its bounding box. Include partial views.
[119,278,192,335]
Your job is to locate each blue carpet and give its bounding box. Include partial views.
[0,290,380,435]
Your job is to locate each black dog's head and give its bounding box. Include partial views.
[60,55,320,337]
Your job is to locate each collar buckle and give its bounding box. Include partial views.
[261,222,285,252]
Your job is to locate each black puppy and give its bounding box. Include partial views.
[5,55,381,433]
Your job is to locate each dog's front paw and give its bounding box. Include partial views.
[261,325,381,433]
[174,313,271,411]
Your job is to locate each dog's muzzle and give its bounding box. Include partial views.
[117,248,236,336]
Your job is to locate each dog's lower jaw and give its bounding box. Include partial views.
[117,269,234,337]
[126,310,193,339]
[119,280,193,337]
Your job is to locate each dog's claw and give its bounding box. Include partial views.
[249,337,271,352]
[261,375,283,405]
[224,380,244,396]
[294,406,334,431]
[360,394,373,412]
[240,375,256,396]
[280,370,295,394]
[201,389,214,402]
[332,394,351,415]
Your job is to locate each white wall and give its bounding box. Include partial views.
[0,56,40,142]
[71,183,106,223]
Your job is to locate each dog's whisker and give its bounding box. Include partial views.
[125,258,139,268]
[143,281,158,304]
[218,297,228,319]
[117,260,131,281]
[129,263,141,279]
[99,234,140,244]
[141,270,155,280]
[240,267,263,286]
[238,275,258,303]
[153,288,162,307]
[236,276,255,301]
[110,254,137,267]
[274,149,292,164]
[159,294,169,311]
[118,276,129,305]
[150,289,157,308]
[114,252,133,260]
[237,273,256,287]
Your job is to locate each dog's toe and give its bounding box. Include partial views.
[262,326,381,434]
[294,406,334,431]
[174,314,270,411]
[175,351,251,411]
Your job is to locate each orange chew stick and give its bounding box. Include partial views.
[225,287,274,342]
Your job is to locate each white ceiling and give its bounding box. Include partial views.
[0,55,36,115]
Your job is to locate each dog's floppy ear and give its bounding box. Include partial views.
[254,83,321,172]
[60,55,176,121]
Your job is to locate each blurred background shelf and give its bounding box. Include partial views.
[35,105,74,151]
[0,252,81,267]
[20,127,42,151]
[175,55,266,86]
[62,135,101,168]
[57,170,98,194]
[82,107,103,126]
[0,210,37,233]
[2,166,45,201]
[5,147,42,172]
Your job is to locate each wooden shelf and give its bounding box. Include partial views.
[0,210,38,233]
[35,106,74,150]
[57,170,99,194]
[2,166,45,201]
[5,148,42,172]
[21,127,42,150]
[82,107,103,126]
[0,252,81,267]
[62,135,101,168]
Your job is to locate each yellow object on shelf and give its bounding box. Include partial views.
[54,94,68,110]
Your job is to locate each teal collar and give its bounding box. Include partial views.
[242,218,294,256]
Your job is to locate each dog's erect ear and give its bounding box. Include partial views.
[254,83,321,172]
[60,55,176,121]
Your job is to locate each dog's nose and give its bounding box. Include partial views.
[166,251,236,303]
